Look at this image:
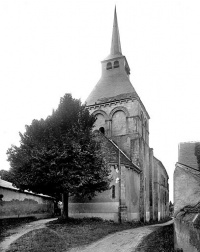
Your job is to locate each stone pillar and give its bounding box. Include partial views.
[118,205,128,222]
[149,148,154,221]
[118,165,128,222]
[106,119,112,138]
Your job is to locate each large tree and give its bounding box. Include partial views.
[7,94,111,218]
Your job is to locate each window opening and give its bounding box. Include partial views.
[106,62,112,70]
[112,185,115,199]
[114,60,119,68]
[99,127,105,134]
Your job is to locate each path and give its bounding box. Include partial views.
[69,220,173,252]
[0,218,173,252]
[0,218,57,252]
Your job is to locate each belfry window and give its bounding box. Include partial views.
[106,62,112,70]
[114,60,119,68]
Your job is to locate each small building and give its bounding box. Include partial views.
[0,177,54,219]
[69,7,169,222]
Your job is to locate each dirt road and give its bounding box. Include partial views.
[69,220,173,252]
[0,219,173,252]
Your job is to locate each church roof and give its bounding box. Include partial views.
[86,7,141,107]
[93,130,141,173]
[86,72,139,105]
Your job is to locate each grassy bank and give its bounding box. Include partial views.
[136,224,174,252]
[0,217,36,243]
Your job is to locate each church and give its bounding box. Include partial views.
[69,8,169,222]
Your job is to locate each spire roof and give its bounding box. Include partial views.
[110,6,122,57]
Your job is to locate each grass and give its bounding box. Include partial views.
[5,217,172,252]
[0,217,36,243]
[136,224,174,252]
[6,228,67,252]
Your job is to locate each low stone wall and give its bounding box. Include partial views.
[69,202,119,222]
[0,186,54,219]
[174,207,200,252]
[174,146,200,252]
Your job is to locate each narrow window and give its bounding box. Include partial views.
[114,60,119,68]
[112,185,115,199]
[99,127,105,134]
[106,62,112,70]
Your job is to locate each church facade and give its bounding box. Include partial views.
[69,8,169,222]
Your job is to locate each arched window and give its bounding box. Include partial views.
[106,62,112,70]
[114,60,119,68]
[111,185,115,199]
[93,113,105,131]
[111,110,126,136]
[99,127,105,134]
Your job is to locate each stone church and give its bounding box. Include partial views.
[69,8,169,222]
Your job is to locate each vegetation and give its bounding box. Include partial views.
[4,218,173,252]
[5,218,148,252]
[136,224,174,252]
[7,94,111,218]
[0,169,13,183]
[0,217,36,243]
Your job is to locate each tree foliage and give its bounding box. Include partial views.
[7,94,111,204]
[0,169,14,183]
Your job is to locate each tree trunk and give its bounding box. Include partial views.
[62,192,69,219]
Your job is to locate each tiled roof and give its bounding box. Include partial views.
[0,178,53,199]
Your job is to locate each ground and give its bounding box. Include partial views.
[0,218,174,252]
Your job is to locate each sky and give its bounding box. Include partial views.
[1,0,200,201]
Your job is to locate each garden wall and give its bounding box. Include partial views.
[0,178,54,219]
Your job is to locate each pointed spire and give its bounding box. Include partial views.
[110,6,122,57]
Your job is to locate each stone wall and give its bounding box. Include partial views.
[0,185,54,219]
[174,142,200,251]
[174,209,200,252]
[152,157,169,221]
[69,132,141,222]
[69,164,140,222]
[178,142,199,170]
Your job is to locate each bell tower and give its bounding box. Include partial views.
[86,7,151,221]
[86,7,149,157]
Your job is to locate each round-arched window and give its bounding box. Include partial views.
[99,127,105,134]
[111,110,126,136]
[114,60,119,68]
[106,62,112,70]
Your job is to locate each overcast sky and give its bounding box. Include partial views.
[1,0,200,201]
